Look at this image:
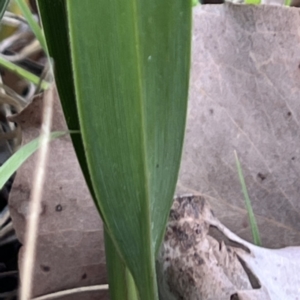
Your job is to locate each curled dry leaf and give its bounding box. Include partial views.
[158,195,300,300]
[177,4,300,248]
[8,86,108,299]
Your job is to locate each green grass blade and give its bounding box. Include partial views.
[0,0,9,20]
[0,55,50,90]
[65,1,191,299]
[234,151,262,246]
[14,0,47,53]
[0,131,65,190]
[244,0,261,4]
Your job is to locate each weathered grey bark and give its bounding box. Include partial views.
[157,195,255,300]
[157,195,300,299]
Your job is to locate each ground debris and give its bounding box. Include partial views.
[158,195,300,300]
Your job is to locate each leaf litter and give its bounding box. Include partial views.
[5,3,300,299]
[177,3,300,248]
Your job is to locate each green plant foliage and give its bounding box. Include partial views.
[0,56,49,90]
[285,0,292,5]
[36,0,93,195]
[37,0,191,299]
[15,0,47,53]
[235,151,262,246]
[0,131,65,190]
[0,0,9,21]
[105,230,139,300]
[244,0,261,4]
[0,0,49,89]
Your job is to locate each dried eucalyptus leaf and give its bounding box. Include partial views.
[178,4,300,248]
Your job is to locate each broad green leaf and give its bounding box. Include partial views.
[38,0,191,298]
[35,4,126,297]
[35,1,77,131]
[0,131,65,190]
[36,0,95,198]
[0,0,9,21]
[66,1,191,298]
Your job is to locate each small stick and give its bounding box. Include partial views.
[31,284,109,300]
[19,86,54,300]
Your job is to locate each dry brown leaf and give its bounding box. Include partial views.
[8,87,108,299]
[158,195,300,300]
[177,4,300,248]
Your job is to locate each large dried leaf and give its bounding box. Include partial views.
[8,88,108,299]
[177,4,300,248]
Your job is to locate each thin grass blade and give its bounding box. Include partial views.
[0,56,49,89]
[14,0,47,53]
[234,150,262,246]
[0,131,65,190]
